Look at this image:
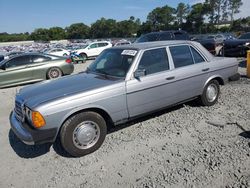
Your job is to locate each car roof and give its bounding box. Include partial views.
[90,41,110,44]
[112,40,194,50]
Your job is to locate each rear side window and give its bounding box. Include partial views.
[98,43,108,47]
[32,55,51,63]
[138,48,169,75]
[190,47,205,63]
[170,45,194,68]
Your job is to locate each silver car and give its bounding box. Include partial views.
[10,41,239,157]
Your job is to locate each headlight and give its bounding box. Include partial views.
[25,108,46,128]
[245,42,250,46]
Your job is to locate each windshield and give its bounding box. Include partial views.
[88,48,137,78]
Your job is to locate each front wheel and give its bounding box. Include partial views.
[199,80,220,106]
[60,111,107,157]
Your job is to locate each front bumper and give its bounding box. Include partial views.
[9,111,57,145]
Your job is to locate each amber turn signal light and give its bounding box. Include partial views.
[32,111,46,128]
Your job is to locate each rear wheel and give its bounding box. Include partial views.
[60,111,107,157]
[47,67,62,79]
[199,80,220,106]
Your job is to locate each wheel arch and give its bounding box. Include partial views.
[56,106,114,139]
[204,75,224,89]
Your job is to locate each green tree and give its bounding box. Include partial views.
[147,5,176,31]
[116,17,141,37]
[228,0,243,22]
[49,27,66,40]
[137,21,154,36]
[65,23,90,39]
[30,28,50,41]
[185,3,207,33]
[90,18,117,38]
[176,3,190,26]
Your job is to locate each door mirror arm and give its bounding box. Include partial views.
[134,69,146,79]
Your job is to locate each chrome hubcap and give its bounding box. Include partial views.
[206,83,218,102]
[50,69,59,78]
[73,121,100,149]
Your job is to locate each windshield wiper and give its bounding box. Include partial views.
[95,69,109,76]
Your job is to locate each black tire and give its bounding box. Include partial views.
[60,111,107,157]
[47,67,62,79]
[79,53,87,60]
[199,80,220,106]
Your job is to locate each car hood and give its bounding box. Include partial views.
[17,72,123,109]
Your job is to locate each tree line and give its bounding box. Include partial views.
[0,0,248,42]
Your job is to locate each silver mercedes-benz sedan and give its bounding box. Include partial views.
[10,41,239,157]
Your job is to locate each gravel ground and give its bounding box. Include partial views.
[0,60,249,188]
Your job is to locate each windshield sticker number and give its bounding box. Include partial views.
[121,50,137,56]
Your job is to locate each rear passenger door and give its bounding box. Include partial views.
[168,45,210,101]
[30,55,52,79]
[126,48,177,117]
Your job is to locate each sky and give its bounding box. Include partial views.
[0,0,249,33]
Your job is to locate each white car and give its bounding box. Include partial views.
[46,48,70,57]
[75,41,112,59]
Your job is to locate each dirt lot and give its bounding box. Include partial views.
[0,61,249,188]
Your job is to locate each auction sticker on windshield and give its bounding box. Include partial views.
[121,50,137,56]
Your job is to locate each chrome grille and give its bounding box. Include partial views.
[15,100,24,122]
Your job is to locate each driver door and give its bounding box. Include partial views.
[0,55,33,87]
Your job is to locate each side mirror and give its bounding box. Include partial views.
[134,68,146,79]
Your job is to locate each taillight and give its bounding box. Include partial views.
[66,58,72,63]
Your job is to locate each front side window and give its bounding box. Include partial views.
[138,48,169,75]
[88,49,136,77]
[170,45,194,68]
[89,43,98,49]
[5,56,31,68]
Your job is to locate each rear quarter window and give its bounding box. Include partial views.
[190,47,205,63]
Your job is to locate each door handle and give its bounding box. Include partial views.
[202,68,210,72]
[166,76,175,80]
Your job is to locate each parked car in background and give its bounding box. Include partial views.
[135,30,189,43]
[10,41,238,157]
[0,53,74,88]
[216,33,250,57]
[75,41,112,60]
[238,32,250,40]
[113,40,131,46]
[45,48,70,56]
[219,39,250,57]
[136,30,219,55]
